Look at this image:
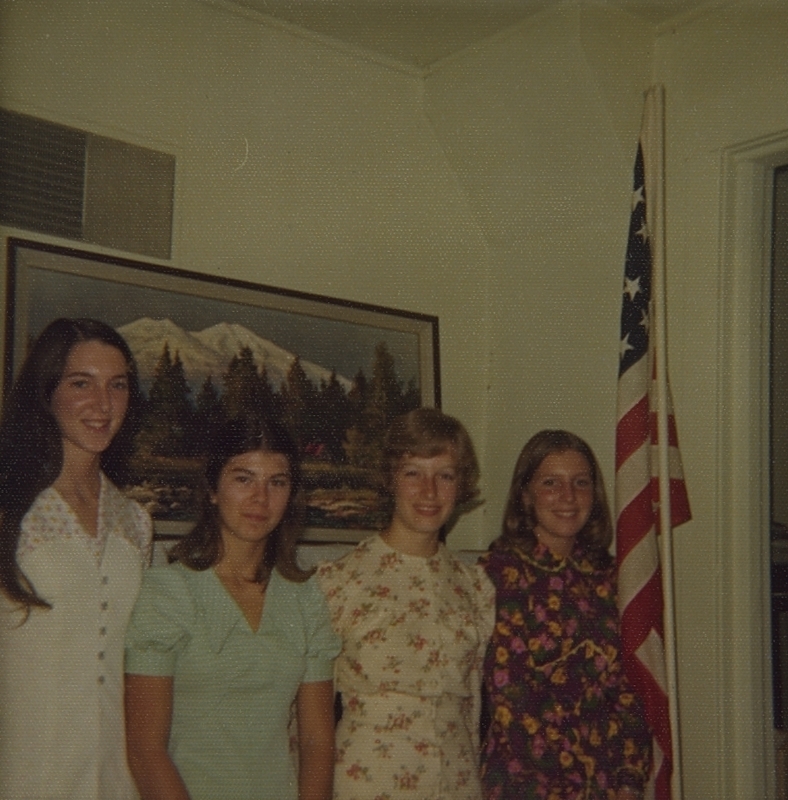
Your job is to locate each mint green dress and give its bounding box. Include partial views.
[125,563,340,800]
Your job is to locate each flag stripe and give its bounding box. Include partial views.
[618,355,651,417]
[617,525,659,609]
[616,395,651,469]
[621,572,665,648]
[615,484,653,565]
[625,651,671,742]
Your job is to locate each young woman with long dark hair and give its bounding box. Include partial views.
[0,317,152,800]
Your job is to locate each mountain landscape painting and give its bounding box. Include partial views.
[7,239,439,540]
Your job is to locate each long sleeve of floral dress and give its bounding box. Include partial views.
[479,542,651,800]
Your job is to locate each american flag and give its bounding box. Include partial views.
[615,89,691,800]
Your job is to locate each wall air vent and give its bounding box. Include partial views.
[0,108,175,259]
[0,108,85,240]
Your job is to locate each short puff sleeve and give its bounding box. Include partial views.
[278,573,341,684]
[124,566,193,676]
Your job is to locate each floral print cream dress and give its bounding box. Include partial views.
[316,534,495,800]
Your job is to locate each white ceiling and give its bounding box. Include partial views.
[222,0,716,70]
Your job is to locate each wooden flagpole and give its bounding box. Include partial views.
[643,83,684,800]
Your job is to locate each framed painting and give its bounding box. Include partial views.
[5,238,440,542]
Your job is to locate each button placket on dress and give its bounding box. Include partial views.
[97,573,109,685]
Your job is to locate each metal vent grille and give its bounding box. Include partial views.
[0,108,86,239]
[0,108,174,259]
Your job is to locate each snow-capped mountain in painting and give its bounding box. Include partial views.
[117,318,352,392]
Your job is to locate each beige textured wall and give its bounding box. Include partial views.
[423,2,653,553]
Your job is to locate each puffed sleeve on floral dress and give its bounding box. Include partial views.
[479,542,651,800]
[316,534,495,800]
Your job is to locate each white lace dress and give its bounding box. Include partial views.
[0,475,152,800]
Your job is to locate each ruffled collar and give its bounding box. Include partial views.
[508,540,602,575]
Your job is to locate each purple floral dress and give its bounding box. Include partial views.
[479,542,651,800]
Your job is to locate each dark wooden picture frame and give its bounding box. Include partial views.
[5,238,440,542]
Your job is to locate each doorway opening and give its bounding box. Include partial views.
[771,162,788,799]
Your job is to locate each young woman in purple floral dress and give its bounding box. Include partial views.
[480,430,651,800]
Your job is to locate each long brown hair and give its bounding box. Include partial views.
[496,429,613,562]
[168,414,309,584]
[0,318,142,609]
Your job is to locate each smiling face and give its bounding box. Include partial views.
[49,340,131,461]
[211,450,292,549]
[387,450,459,553]
[524,449,594,558]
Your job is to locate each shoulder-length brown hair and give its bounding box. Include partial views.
[380,407,480,508]
[497,429,613,560]
[168,414,309,584]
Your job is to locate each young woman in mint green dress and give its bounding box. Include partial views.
[125,415,340,800]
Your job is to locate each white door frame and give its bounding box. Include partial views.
[719,130,788,799]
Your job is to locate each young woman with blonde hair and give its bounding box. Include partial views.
[317,407,495,800]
